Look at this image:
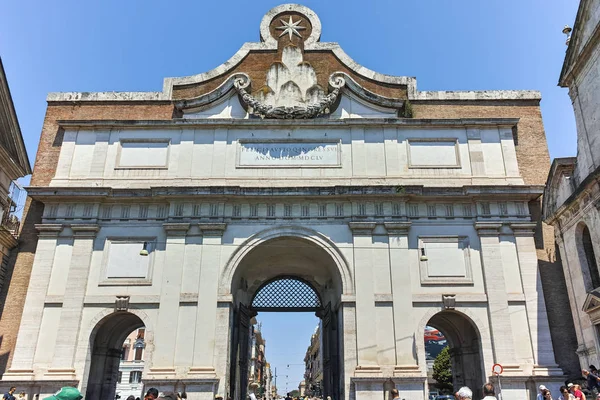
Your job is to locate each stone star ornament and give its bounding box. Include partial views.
[275,16,306,40]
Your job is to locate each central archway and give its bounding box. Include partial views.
[226,231,348,400]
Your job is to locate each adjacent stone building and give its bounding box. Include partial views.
[0,56,32,333]
[0,4,577,400]
[543,0,600,372]
[304,325,322,397]
[116,328,146,399]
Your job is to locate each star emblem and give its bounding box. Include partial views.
[275,16,306,40]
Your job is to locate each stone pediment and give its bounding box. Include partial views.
[583,289,600,313]
[171,4,411,119]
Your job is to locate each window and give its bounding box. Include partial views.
[134,346,144,361]
[121,346,128,360]
[117,371,122,384]
[129,370,142,383]
[580,224,600,290]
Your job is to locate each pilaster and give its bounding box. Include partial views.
[7,224,63,378]
[474,222,520,373]
[190,223,227,377]
[510,222,562,375]
[467,127,485,176]
[149,223,190,376]
[48,224,99,378]
[384,222,420,375]
[348,222,380,374]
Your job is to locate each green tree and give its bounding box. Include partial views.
[289,390,300,398]
[432,346,454,394]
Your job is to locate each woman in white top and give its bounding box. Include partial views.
[558,386,576,400]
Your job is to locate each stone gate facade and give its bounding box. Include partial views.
[0,4,575,400]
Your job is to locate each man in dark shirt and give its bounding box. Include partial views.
[2,387,16,400]
[583,369,600,394]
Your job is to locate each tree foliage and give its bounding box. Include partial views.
[432,346,454,394]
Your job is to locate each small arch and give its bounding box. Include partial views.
[417,309,486,398]
[576,222,600,291]
[82,310,148,400]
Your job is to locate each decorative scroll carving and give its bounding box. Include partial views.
[233,46,345,119]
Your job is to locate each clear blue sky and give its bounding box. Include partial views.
[0,0,581,393]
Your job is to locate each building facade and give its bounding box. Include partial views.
[304,325,322,397]
[0,4,576,400]
[116,328,146,399]
[0,58,32,305]
[543,0,600,371]
[249,321,268,397]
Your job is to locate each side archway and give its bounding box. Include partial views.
[417,309,487,397]
[576,222,600,291]
[82,310,149,400]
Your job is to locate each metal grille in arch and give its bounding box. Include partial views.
[251,277,322,311]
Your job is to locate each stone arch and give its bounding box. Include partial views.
[220,225,353,297]
[576,221,600,291]
[416,308,490,397]
[81,308,152,400]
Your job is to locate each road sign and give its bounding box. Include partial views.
[492,364,503,375]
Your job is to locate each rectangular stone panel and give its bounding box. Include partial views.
[105,240,152,279]
[407,139,460,168]
[236,140,341,167]
[418,236,473,285]
[117,140,170,168]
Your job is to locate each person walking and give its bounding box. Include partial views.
[455,386,472,400]
[538,386,549,400]
[482,383,497,400]
[390,388,399,399]
[145,389,159,400]
[569,383,585,400]
[542,389,554,400]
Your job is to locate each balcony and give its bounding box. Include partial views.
[0,181,24,249]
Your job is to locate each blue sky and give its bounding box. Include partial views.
[0,0,581,393]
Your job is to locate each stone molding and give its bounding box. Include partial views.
[163,223,190,235]
[509,222,538,236]
[383,222,411,235]
[70,224,99,238]
[198,223,227,236]
[474,222,502,236]
[348,222,376,235]
[34,223,63,237]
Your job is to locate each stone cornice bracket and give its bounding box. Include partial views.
[474,222,502,237]
[348,222,376,236]
[233,72,345,119]
[509,222,538,237]
[198,223,227,237]
[70,224,100,238]
[383,222,411,236]
[163,223,191,236]
[35,223,64,238]
[442,294,456,310]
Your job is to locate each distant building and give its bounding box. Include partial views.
[304,325,322,397]
[543,0,600,372]
[249,321,268,396]
[298,381,306,397]
[115,328,146,399]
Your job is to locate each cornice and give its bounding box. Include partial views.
[55,117,521,130]
[26,184,544,201]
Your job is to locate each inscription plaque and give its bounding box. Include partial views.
[237,140,341,167]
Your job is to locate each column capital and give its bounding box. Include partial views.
[163,223,190,236]
[384,222,411,236]
[348,222,376,235]
[198,223,227,236]
[35,224,64,237]
[509,222,537,237]
[474,222,502,236]
[71,224,99,238]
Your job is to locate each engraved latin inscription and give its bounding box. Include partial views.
[237,141,341,167]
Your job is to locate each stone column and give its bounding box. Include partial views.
[7,224,63,377]
[149,223,189,376]
[49,224,99,378]
[384,222,420,375]
[190,223,227,377]
[348,222,380,373]
[475,222,518,371]
[510,222,562,374]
